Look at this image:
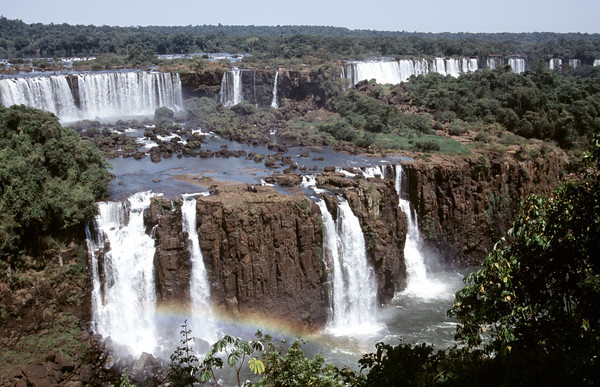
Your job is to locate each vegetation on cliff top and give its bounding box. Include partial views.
[0,105,111,270]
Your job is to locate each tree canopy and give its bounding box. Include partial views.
[0,105,111,266]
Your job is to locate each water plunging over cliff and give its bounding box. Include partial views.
[568,59,581,69]
[509,58,525,74]
[0,72,183,122]
[394,165,446,299]
[345,58,479,86]
[86,191,159,356]
[317,198,380,336]
[220,68,243,107]
[549,58,562,70]
[271,70,279,109]
[181,195,216,342]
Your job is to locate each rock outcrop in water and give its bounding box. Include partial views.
[148,199,194,307]
[195,188,328,329]
[144,175,407,329]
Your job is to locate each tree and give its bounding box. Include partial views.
[449,135,600,383]
[0,106,111,266]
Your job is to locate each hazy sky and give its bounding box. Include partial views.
[2,0,599,33]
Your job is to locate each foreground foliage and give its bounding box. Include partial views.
[448,134,600,384]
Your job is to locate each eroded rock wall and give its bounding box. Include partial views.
[195,190,329,329]
[403,152,566,266]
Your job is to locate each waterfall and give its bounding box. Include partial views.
[0,72,183,122]
[568,59,581,69]
[75,72,183,120]
[0,75,78,120]
[509,58,525,74]
[220,68,243,107]
[466,58,478,72]
[345,58,479,86]
[549,58,562,70]
[487,58,498,70]
[0,72,182,122]
[317,198,380,336]
[346,60,403,86]
[394,165,446,299]
[444,58,461,77]
[86,191,159,356]
[181,195,216,342]
[594,59,600,67]
[301,175,325,194]
[432,58,447,75]
[270,70,279,109]
[362,165,385,179]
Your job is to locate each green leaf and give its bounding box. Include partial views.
[248,357,265,375]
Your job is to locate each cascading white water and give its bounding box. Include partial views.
[466,58,478,72]
[270,70,279,109]
[76,72,183,121]
[362,165,385,179]
[509,58,525,74]
[346,60,403,86]
[394,165,446,299]
[432,58,447,75]
[549,58,562,70]
[345,58,479,86]
[0,72,183,122]
[220,68,243,107]
[317,198,380,336]
[301,175,325,194]
[181,195,216,342]
[594,59,600,67]
[487,58,498,70]
[0,75,79,120]
[86,191,159,356]
[444,58,461,77]
[568,59,581,69]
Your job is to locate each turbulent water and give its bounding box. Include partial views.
[86,191,160,356]
[317,198,381,337]
[86,191,221,358]
[509,58,526,74]
[0,71,183,122]
[345,58,478,86]
[220,68,243,107]
[393,165,447,299]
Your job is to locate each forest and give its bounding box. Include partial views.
[1,16,600,63]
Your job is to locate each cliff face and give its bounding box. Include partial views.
[403,151,566,266]
[180,69,325,108]
[179,70,224,99]
[148,199,193,307]
[195,189,328,329]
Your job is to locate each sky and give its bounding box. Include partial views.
[2,0,599,34]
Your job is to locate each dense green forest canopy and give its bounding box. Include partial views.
[1,16,600,63]
[0,105,111,268]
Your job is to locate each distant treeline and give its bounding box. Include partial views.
[1,17,600,64]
